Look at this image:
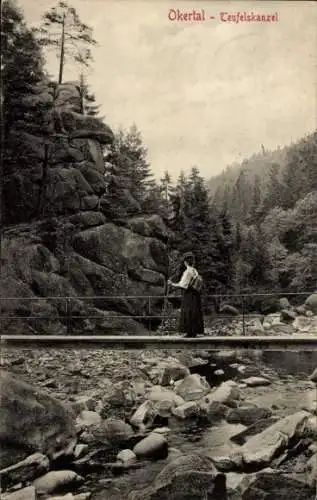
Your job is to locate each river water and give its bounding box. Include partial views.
[89,350,317,499]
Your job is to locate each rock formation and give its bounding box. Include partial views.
[1,82,168,334]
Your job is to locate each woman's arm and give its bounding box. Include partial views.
[168,268,192,289]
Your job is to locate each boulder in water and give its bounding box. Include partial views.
[234,410,310,469]
[128,453,227,500]
[0,371,76,464]
[242,471,315,500]
[175,374,211,402]
[242,376,271,387]
[133,433,168,460]
[33,470,84,495]
[226,406,272,426]
[198,381,240,413]
[117,449,137,466]
[130,401,157,430]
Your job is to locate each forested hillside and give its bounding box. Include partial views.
[205,133,317,295]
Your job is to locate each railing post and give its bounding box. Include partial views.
[148,296,151,333]
[242,295,246,335]
[66,297,69,335]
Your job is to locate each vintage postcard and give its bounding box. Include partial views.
[1,0,317,499]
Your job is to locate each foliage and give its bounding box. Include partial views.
[2,0,50,223]
[79,73,100,116]
[33,0,97,83]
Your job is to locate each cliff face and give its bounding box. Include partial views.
[1,83,168,335]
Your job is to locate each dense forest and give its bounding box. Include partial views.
[2,0,317,303]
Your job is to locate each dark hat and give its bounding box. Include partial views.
[182,251,195,262]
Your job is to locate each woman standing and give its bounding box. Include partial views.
[168,252,204,337]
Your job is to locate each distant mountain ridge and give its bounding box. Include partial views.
[207,137,310,197]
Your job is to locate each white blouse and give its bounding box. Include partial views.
[175,266,198,289]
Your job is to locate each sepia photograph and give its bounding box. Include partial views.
[1,0,317,499]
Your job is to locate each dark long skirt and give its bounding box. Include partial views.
[179,286,204,337]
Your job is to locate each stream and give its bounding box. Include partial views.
[86,350,317,500]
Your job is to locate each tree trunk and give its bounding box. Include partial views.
[58,13,66,84]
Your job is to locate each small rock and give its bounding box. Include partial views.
[227,406,272,426]
[0,453,49,490]
[151,427,170,435]
[116,449,137,466]
[305,292,317,313]
[10,358,25,366]
[219,304,239,315]
[306,453,317,487]
[147,358,190,386]
[172,402,200,419]
[2,486,36,500]
[198,381,240,414]
[237,365,261,377]
[214,369,225,376]
[175,374,211,402]
[96,418,134,443]
[242,376,271,387]
[280,309,296,322]
[133,433,168,460]
[166,447,183,462]
[78,431,95,444]
[33,470,84,495]
[42,378,58,388]
[130,400,156,429]
[75,411,101,432]
[279,297,291,310]
[212,351,239,363]
[71,394,98,414]
[295,305,308,315]
[309,367,317,383]
[73,444,89,459]
[146,386,185,407]
[212,455,243,472]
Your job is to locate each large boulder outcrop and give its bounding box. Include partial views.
[1,82,168,334]
[0,371,76,468]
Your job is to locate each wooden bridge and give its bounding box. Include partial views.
[1,292,316,350]
[2,335,316,351]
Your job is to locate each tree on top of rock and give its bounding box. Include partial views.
[33,0,97,84]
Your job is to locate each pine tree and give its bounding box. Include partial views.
[2,0,48,223]
[33,1,97,84]
[169,170,188,243]
[231,169,251,220]
[79,73,100,116]
[115,124,154,211]
[262,163,283,213]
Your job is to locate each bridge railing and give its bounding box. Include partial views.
[0,291,315,336]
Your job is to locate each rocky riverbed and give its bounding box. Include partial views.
[1,346,317,500]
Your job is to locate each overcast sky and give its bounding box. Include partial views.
[22,0,316,181]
